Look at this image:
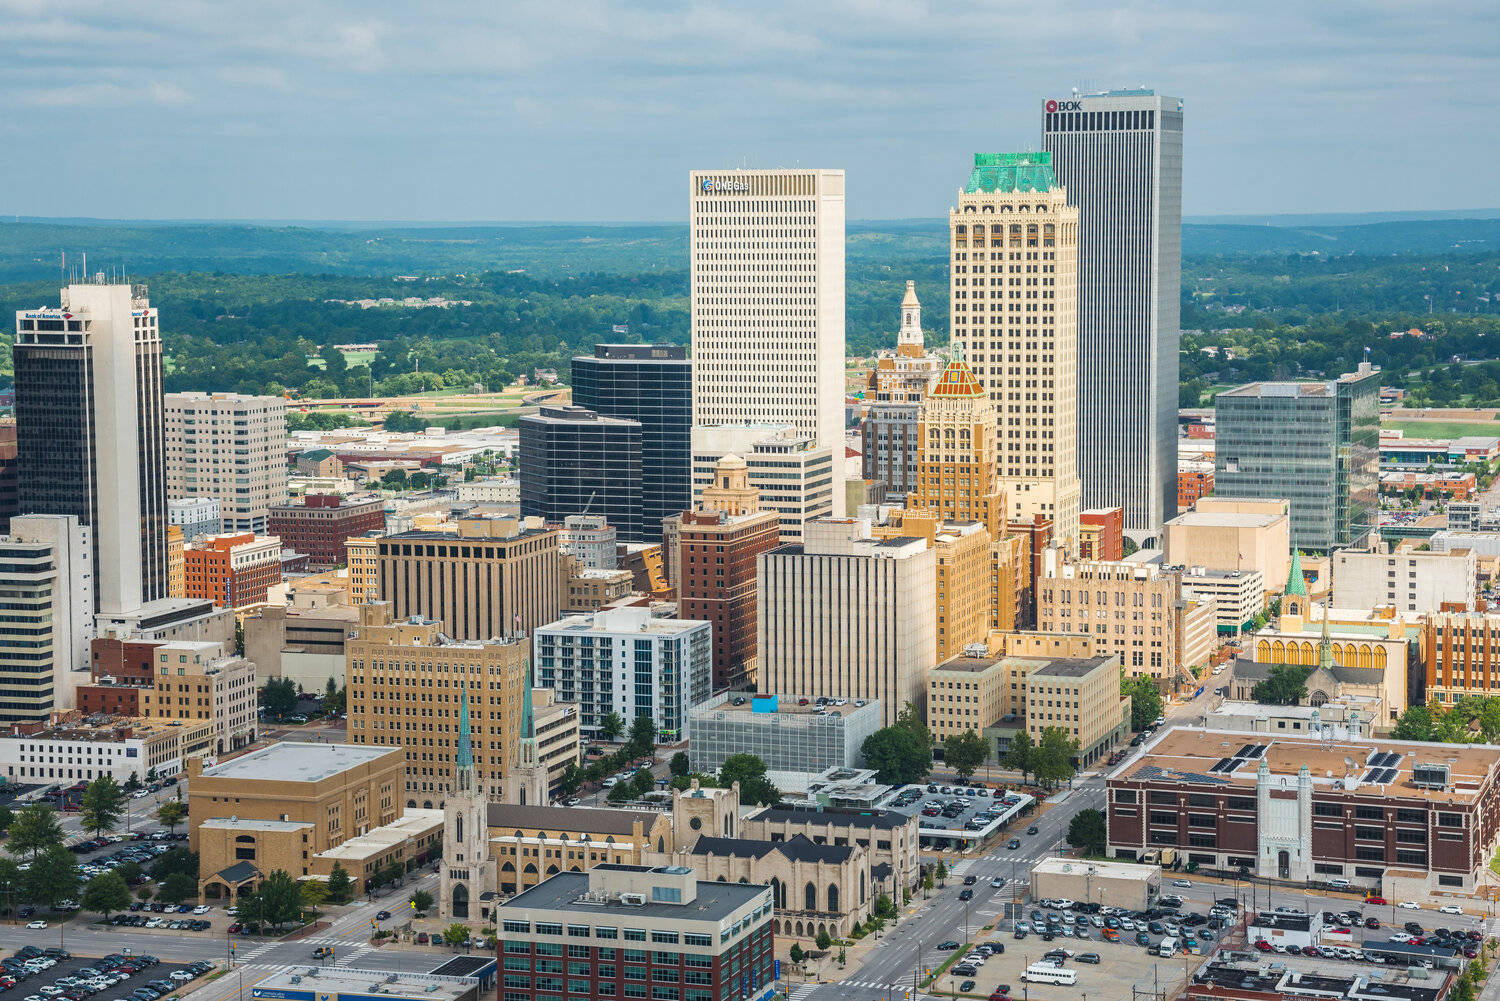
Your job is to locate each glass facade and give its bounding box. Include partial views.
[519,406,644,542]
[1214,366,1379,551]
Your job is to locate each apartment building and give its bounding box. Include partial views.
[164,391,287,534]
[1179,566,1267,633]
[0,514,92,721]
[1423,611,1500,705]
[267,493,385,569]
[1079,508,1124,562]
[183,532,282,609]
[139,640,257,754]
[1334,543,1476,615]
[1022,655,1130,766]
[346,531,381,603]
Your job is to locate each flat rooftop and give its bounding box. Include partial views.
[933,656,1005,675]
[1029,656,1112,679]
[250,967,476,1001]
[1032,856,1158,879]
[692,696,875,719]
[499,870,765,923]
[1115,727,1500,803]
[200,741,400,783]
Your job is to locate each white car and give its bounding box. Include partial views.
[25,920,47,929]
[1390,932,1413,943]
[1171,879,1192,888]
[193,905,211,914]
[1397,901,1420,910]
[1439,904,1463,915]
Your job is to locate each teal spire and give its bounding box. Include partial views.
[964,152,1057,193]
[456,684,474,771]
[519,658,535,740]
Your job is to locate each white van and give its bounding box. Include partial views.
[1158,937,1179,957]
[1328,878,1351,891]
[1022,964,1077,986]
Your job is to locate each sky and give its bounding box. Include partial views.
[3,0,1498,223]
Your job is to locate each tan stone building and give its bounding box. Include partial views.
[1163,497,1291,593]
[346,602,579,807]
[562,566,632,613]
[345,532,380,604]
[1022,655,1130,766]
[741,802,921,898]
[870,511,991,662]
[949,153,1081,551]
[167,526,185,598]
[139,641,257,754]
[190,742,441,900]
[484,802,671,897]
[164,391,288,534]
[927,654,1010,744]
[376,516,561,641]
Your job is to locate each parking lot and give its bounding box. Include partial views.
[0,948,218,1001]
[880,783,1036,850]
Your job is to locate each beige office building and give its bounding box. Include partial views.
[1179,566,1267,633]
[927,654,1010,744]
[140,640,257,755]
[949,152,1081,551]
[375,516,561,641]
[1036,549,1198,688]
[1163,497,1291,592]
[346,532,380,604]
[345,602,579,807]
[164,392,288,534]
[870,510,991,664]
[1023,655,1130,765]
[759,519,936,725]
[1333,542,1476,615]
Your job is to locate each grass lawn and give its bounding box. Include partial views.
[1382,419,1500,438]
[427,411,521,430]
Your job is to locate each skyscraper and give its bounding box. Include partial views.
[570,343,691,541]
[14,281,168,616]
[949,152,1081,550]
[163,391,287,533]
[1043,89,1184,543]
[518,405,644,542]
[689,169,846,516]
[861,282,943,502]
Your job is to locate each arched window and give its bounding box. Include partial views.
[771,877,785,910]
[455,813,463,843]
[805,882,817,911]
[860,872,866,904]
[451,884,469,919]
[828,884,839,913]
[717,875,727,882]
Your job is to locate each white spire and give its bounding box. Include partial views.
[897,280,923,351]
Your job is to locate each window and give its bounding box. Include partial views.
[1313,803,1342,818]
[1395,829,1427,844]
[651,931,680,945]
[1187,794,1216,807]
[1314,864,1344,876]
[1227,797,1255,810]
[1439,874,1464,887]
[1395,809,1425,823]
[684,934,712,947]
[503,920,532,934]
[568,925,590,938]
[1439,813,1464,828]
[1354,806,1383,821]
[1188,815,1216,829]
[1354,846,1386,862]
[1115,789,1137,804]
[1148,791,1175,805]
[597,927,619,939]
[1355,826,1384,841]
[1149,811,1177,826]
[537,923,564,936]
[625,930,648,942]
[652,886,682,904]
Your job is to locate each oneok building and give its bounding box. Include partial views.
[1105,726,1500,898]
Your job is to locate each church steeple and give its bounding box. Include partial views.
[503,657,550,806]
[1317,602,1335,671]
[896,281,924,357]
[456,684,478,795]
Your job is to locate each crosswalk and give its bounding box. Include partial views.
[787,983,936,1000]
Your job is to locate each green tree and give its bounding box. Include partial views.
[326,862,353,903]
[788,943,805,965]
[862,725,932,785]
[874,894,895,919]
[301,881,329,908]
[1122,674,1165,732]
[384,412,429,433]
[718,753,781,806]
[81,871,132,918]
[669,752,690,777]
[1033,727,1080,789]
[443,923,471,948]
[157,871,197,904]
[607,782,632,803]
[1121,537,1140,558]
[249,870,305,928]
[156,800,187,836]
[123,772,141,793]
[627,714,657,757]
[600,712,625,743]
[815,930,832,951]
[409,889,434,914]
[149,846,199,882]
[557,762,584,796]
[629,768,656,798]
[24,843,78,909]
[116,861,143,885]
[80,774,127,836]
[380,860,405,888]
[0,805,13,833]
[1252,664,1312,705]
[7,802,62,860]
[943,729,989,780]
[1066,808,1107,854]
[1003,730,1034,783]
[0,856,22,914]
[261,677,298,717]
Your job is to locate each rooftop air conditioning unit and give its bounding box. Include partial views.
[620,892,648,906]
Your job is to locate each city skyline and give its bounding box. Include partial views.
[2,2,1495,222]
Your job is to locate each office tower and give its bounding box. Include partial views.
[267,493,385,568]
[346,602,580,804]
[0,422,17,534]
[862,282,943,502]
[558,514,617,570]
[0,515,91,721]
[1214,364,1380,551]
[949,153,1081,550]
[675,454,781,691]
[1043,90,1184,542]
[758,519,936,726]
[689,168,846,516]
[183,532,282,609]
[570,344,691,541]
[14,281,168,615]
[534,606,712,741]
[518,405,644,542]
[164,392,287,534]
[691,426,837,543]
[376,516,561,641]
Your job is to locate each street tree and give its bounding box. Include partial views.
[1002,730,1034,783]
[157,872,197,904]
[627,714,656,757]
[1121,674,1164,732]
[1066,808,1107,854]
[861,725,931,785]
[261,677,298,718]
[599,712,625,743]
[81,774,127,836]
[254,870,305,928]
[410,889,434,914]
[82,871,132,918]
[156,801,187,836]
[1033,727,1080,789]
[7,802,63,860]
[24,844,78,909]
[815,930,832,951]
[669,752,690,777]
[943,730,989,780]
[718,754,780,806]
[326,862,353,903]
[443,923,471,947]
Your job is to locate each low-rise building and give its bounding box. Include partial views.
[1333,542,1476,615]
[168,498,221,542]
[1187,960,1449,1001]
[249,967,480,1001]
[1105,726,1500,896]
[485,803,672,897]
[1029,856,1161,910]
[1163,498,1291,593]
[1079,507,1124,562]
[741,802,921,895]
[927,653,1010,746]
[494,865,775,1001]
[243,585,360,690]
[1422,610,1500,706]
[0,715,214,785]
[1180,566,1266,634]
[533,606,711,742]
[183,532,282,609]
[267,493,385,569]
[1023,655,1131,766]
[140,641,257,754]
[687,692,882,777]
[562,566,633,613]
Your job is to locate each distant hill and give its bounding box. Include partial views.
[0,214,1498,283]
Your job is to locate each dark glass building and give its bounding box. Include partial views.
[570,344,690,543]
[519,406,644,543]
[1214,363,1380,552]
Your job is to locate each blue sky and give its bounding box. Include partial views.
[2,0,1496,222]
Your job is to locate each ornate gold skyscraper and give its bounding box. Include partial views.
[949,152,1081,552]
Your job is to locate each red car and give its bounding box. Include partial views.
[1366,896,1387,905]
[1254,940,1272,952]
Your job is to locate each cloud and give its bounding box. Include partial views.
[0,0,1495,220]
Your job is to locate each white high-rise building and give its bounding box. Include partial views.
[689,169,846,516]
[164,392,288,533]
[1043,90,1183,545]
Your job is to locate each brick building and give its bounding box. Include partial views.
[76,637,163,716]
[1105,727,1500,897]
[1079,507,1124,562]
[183,533,282,609]
[267,494,385,569]
[1179,466,1214,508]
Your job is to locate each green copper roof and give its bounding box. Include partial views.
[456,684,474,770]
[1285,549,1308,597]
[520,658,535,740]
[965,152,1056,194]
